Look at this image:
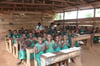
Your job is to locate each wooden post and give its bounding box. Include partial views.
[63,10,65,30]
[91,8,96,46]
[76,8,79,29]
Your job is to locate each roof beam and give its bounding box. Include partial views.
[54,17,100,23]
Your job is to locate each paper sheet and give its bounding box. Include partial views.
[42,53,56,57]
[60,47,81,53]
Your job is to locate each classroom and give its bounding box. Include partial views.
[0,0,100,66]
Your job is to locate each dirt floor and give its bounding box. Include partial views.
[0,39,100,66]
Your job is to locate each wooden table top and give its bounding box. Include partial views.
[41,47,81,65]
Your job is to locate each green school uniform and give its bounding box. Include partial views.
[80,29,85,34]
[19,50,26,59]
[65,33,69,36]
[26,34,30,38]
[62,40,69,50]
[68,36,72,47]
[45,40,55,53]
[93,36,98,43]
[35,43,45,66]
[8,33,13,38]
[12,34,21,44]
[43,38,46,42]
[28,39,35,47]
[54,43,61,52]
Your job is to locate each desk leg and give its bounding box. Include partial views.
[16,43,19,58]
[5,40,9,52]
[87,39,91,48]
[26,49,31,66]
[73,56,82,66]
[41,58,46,66]
[9,40,13,53]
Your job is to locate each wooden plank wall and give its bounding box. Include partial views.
[0,12,55,36]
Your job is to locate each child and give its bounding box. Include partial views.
[12,30,21,45]
[7,30,13,38]
[62,35,69,50]
[28,32,34,38]
[45,34,55,53]
[34,36,45,66]
[54,35,61,52]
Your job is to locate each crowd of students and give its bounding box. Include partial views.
[7,23,100,66]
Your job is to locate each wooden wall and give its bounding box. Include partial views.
[0,12,55,36]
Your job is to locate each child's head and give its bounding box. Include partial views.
[8,30,12,33]
[38,36,43,44]
[22,34,26,37]
[13,30,17,35]
[59,35,63,40]
[55,35,60,42]
[43,32,47,38]
[32,30,35,34]
[47,34,52,41]
[29,32,33,37]
[63,35,68,40]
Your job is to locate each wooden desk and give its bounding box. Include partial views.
[71,34,91,47]
[41,47,82,66]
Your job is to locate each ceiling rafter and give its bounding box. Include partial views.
[0,0,100,12]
